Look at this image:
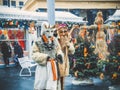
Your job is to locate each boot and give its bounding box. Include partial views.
[60,77,64,90]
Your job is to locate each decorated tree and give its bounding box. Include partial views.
[70,11,119,86]
[96,19,120,84]
[98,34,120,85]
[72,27,100,80]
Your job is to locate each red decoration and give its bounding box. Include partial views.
[8,30,12,37]
[16,30,24,39]
[0,30,2,35]
[18,40,25,50]
[9,34,15,39]
[9,21,13,25]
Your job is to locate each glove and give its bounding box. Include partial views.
[57,54,63,64]
[53,30,58,37]
[47,56,51,61]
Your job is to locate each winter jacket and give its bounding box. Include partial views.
[1,42,12,58]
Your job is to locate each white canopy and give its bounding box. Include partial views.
[0,6,87,24]
[105,10,120,23]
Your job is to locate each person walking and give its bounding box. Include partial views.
[1,41,12,67]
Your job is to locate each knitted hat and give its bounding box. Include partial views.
[57,24,68,30]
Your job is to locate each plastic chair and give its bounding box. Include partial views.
[18,56,37,76]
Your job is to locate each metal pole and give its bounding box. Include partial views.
[47,0,55,25]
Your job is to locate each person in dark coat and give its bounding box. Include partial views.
[1,41,12,67]
[13,42,23,58]
[13,42,23,65]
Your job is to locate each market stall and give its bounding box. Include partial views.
[0,6,87,68]
[105,10,120,24]
[104,9,120,34]
[0,6,38,68]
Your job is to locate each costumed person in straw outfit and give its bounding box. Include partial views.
[93,11,109,60]
[56,24,75,90]
[91,11,117,60]
[80,11,117,60]
[82,11,110,60]
[32,22,64,90]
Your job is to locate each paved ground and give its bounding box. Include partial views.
[0,65,120,90]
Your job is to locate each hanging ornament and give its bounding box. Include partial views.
[16,30,24,39]
[16,30,21,38]
[9,21,13,25]
[3,30,7,35]
[8,30,12,37]
[13,30,16,34]
[21,31,24,39]
[112,73,117,79]
[13,20,18,26]
[2,21,5,27]
[84,47,88,57]
[19,21,23,28]
[0,30,2,35]
[6,21,9,25]
[74,70,78,77]
[9,34,15,39]
[100,73,104,80]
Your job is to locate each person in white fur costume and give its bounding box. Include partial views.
[32,22,64,90]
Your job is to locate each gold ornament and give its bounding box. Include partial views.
[74,71,78,77]
[112,73,117,79]
[100,73,104,80]
[84,47,88,57]
[118,52,120,56]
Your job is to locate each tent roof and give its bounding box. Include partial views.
[0,6,87,23]
[0,6,45,21]
[113,10,120,16]
[105,10,120,23]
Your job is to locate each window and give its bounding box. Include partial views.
[55,9,68,12]
[11,1,16,7]
[69,9,80,16]
[19,1,24,6]
[36,8,47,12]
[3,0,8,6]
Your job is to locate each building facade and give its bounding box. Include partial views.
[22,0,120,25]
[22,0,120,11]
[0,0,28,9]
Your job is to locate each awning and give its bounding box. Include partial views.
[0,6,44,21]
[0,6,87,23]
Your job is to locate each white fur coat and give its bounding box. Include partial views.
[32,37,63,90]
